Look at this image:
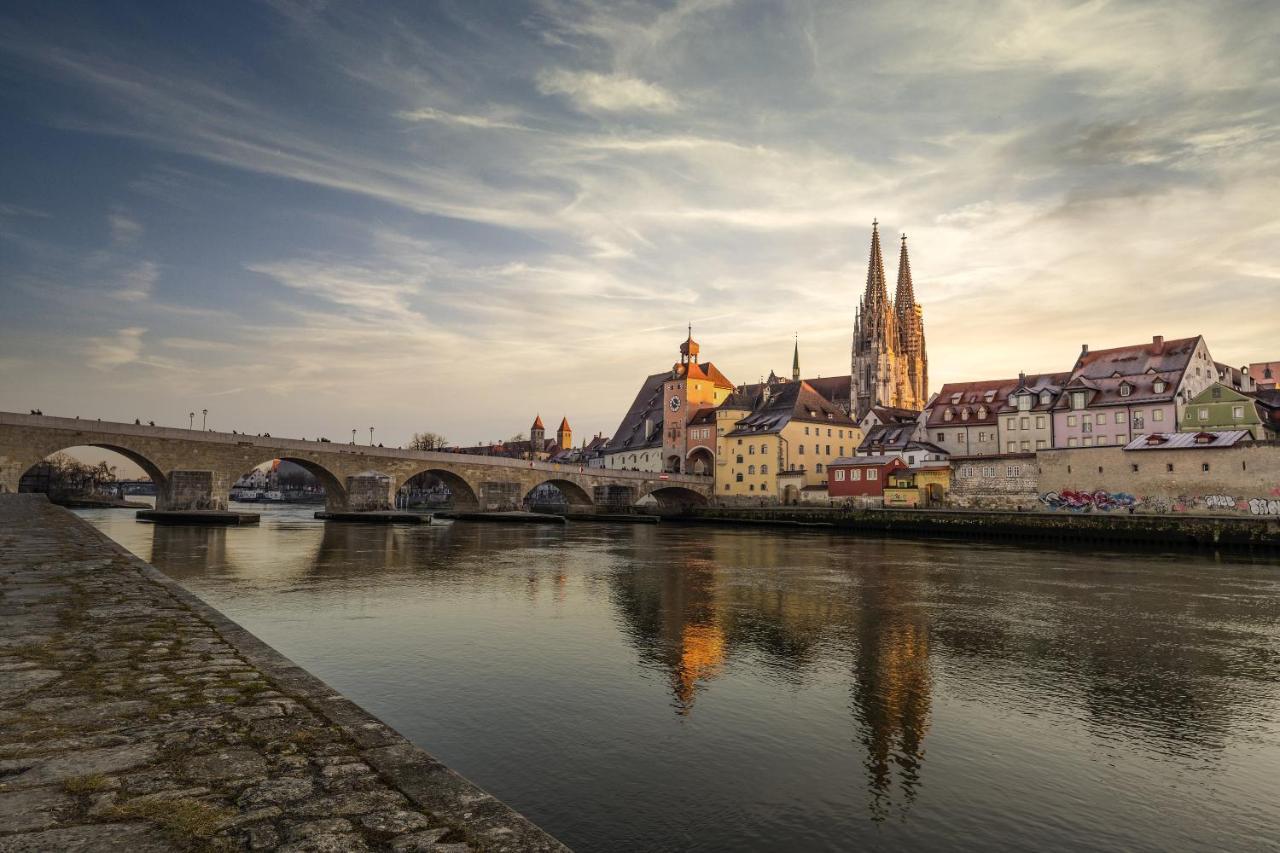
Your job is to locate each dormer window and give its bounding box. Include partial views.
[1153,380,1166,394]
[943,409,954,422]
[950,393,961,405]
[977,406,988,419]
[1017,395,1032,411]
[1119,384,1131,397]
[1039,391,1051,405]
[1071,391,1086,409]
[961,409,970,421]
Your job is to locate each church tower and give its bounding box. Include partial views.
[556,417,572,450]
[850,221,928,418]
[894,234,928,412]
[529,414,545,450]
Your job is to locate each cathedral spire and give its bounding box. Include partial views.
[792,334,800,381]
[863,219,889,308]
[895,233,915,313]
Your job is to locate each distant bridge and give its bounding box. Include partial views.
[0,413,711,513]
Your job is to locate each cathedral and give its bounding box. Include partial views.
[852,220,929,418]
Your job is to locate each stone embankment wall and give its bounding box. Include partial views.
[0,495,569,852]
[944,454,1039,511]
[1037,443,1280,516]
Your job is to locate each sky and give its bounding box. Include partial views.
[3,0,1279,462]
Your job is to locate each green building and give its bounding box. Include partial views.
[1179,383,1268,439]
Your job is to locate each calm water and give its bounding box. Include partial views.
[76,504,1280,852]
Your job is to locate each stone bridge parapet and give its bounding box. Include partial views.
[0,412,711,513]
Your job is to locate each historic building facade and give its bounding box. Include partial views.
[852,221,929,419]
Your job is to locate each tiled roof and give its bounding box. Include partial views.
[725,380,854,437]
[802,375,852,410]
[858,423,915,450]
[832,455,903,467]
[1052,335,1203,409]
[1004,371,1071,412]
[1123,430,1249,450]
[926,378,1020,427]
[687,407,717,426]
[603,372,667,453]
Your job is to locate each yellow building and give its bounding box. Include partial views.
[717,378,862,501]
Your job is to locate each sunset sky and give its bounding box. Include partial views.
[2,0,1278,457]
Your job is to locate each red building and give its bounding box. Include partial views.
[827,455,907,497]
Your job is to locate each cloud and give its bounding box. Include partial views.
[535,69,677,112]
[86,327,146,370]
[108,210,143,244]
[395,106,531,130]
[113,260,158,301]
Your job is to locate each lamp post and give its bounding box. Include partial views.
[369,427,375,445]
[189,412,195,430]
[202,409,208,430]
[351,429,357,445]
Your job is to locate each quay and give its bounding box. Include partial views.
[137,509,261,526]
[684,506,1280,548]
[0,495,569,852]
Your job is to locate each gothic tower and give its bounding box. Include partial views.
[894,234,928,412]
[850,221,928,418]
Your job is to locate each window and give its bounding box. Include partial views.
[748,465,756,474]
[1082,414,1091,425]
[1131,464,1139,472]
[804,426,810,435]
[1019,417,1029,429]
[839,447,845,456]
[835,469,846,481]
[1153,409,1164,422]
[1116,435,1125,444]
[1083,437,1093,446]
[1071,391,1086,409]
[1036,416,1046,429]
[944,409,954,422]
[1018,396,1031,412]
[1166,463,1174,472]
[1007,441,1016,452]
[1096,436,1107,445]
[1233,405,1244,420]
[981,466,996,477]
[736,454,744,464]
[851,469,862,481]
[1040,391,1051,405]
[868,468,878,480]
[749,444,756,454]
[1007,466,1021,477]
[761,444,768,454]
[1068,415,1077,427]
[937,432,945,441]
[827,429,832,437]
[1021,441,1030,451]
[1201,463,1210,472]
[724,484,730,491]
[798,445,805,455]
[1068,437,1079,447]
[1097,466,1104,474]
[1036,439,1046,450]
[959,466,973,478]
[749,484,755,491]
[1198,408,1209,421]
[956,432,964,443]
[816,463,824,473]
[1120,384,1131,397]
[761,483,768,491]
[826,445,831,455]
[1007,417,1016,430]
[1082,422,1092,433]
[1153,380,1165,393]
[735,473,743,482]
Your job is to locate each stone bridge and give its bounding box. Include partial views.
[0,413,711,513]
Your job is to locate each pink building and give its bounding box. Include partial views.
[1051,335,1217,449]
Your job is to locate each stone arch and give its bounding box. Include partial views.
[665,454,682,474]
[230,456,349,511]
[686,446,715,476]
[394,466,481,511]
[638,485,709,513]
[524,478,594,510]
[14,442,170,504]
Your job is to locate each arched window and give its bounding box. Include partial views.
[760,444,767,454]
[748,445,755,455]
[748,464,756,474]
[760,464,768,474]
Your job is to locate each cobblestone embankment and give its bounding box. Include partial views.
[0,495,569,853]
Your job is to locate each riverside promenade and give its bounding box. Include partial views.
[0,495,569,852]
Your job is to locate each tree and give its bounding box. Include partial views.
[508,432,526,442]
[410,431,449,451]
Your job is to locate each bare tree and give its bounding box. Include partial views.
[410,431,449,451]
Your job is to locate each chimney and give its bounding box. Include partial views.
[1152,335,1164,349]
[1081,344,1089,355]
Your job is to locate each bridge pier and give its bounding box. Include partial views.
[160,470,231,511]
[345,473,392,512]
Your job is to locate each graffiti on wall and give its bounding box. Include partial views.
[1249,498,1280,516]
[1040,490,1138,512]
[1203,495,1243,510]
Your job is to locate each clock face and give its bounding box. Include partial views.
[669,395,682,412]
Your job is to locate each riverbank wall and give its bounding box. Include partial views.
[0,494,568,852]
[682,505,1280,548]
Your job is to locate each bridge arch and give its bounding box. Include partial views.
[14,442,169,502]
[229,456,349,511]
[394,466,481,511]
[524,478,594,510]
[637,484,709,513]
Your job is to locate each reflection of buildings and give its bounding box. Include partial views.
[851,584,931,821]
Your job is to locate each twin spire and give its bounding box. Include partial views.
[864,218,916,315]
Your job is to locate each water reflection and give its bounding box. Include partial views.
[76,506,1280,853]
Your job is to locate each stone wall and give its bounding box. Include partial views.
[945,454,1039,510]
[1037,442,1280,515]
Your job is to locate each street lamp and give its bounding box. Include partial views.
[369,427,375,445]
[351,429,357,445]
[189,412,195,429]
[202,409,208,430]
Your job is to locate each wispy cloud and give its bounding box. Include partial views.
[86,326,146,370]
[536,69,677,113]
[107,210,143,244]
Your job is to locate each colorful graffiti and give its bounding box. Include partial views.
[1204,495,1242,510]
[1249,498,1280,516]
[1040,490,1138,512]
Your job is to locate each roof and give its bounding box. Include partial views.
[1124,430,1250,450]
[558,417,570,431]
[531,414,545,430]
[926,378,1020,427]
[1052,336,1202,410]
[603,372,667,453]
[831,455,904,467]
[687,407,717,426]
[858,422,916,451]
[673,360,734,389]
[801,375,852,412]
[871,405,920,424]
[724,380,855,437]
[1005,371,1072,411]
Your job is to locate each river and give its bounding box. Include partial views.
[76,503,1280,852]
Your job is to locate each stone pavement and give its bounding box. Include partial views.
[0,495,570,852]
